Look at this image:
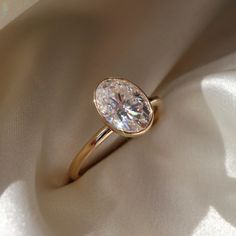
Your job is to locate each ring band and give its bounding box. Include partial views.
[69,78,162,181]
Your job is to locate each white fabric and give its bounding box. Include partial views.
[0,0,38,29]
[0,0,236,235]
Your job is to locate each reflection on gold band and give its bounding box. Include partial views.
[69,97,162,181]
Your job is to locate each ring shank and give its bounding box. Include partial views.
[68,96,162,181]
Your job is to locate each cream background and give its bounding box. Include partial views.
[0,0,38,29]
[0,0,236,235]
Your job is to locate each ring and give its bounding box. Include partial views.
[69,78,162,181]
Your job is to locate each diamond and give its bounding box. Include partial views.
[94,78,153,134]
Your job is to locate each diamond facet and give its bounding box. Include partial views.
[94,78,153,134]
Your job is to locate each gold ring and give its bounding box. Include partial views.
[69,78,162,181]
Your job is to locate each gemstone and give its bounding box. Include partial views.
[94,78,153,134]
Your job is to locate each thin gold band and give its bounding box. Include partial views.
[69,96,162,181]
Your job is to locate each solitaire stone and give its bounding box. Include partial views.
[94,78,153,134]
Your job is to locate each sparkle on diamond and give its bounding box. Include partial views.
[94,78,153,133]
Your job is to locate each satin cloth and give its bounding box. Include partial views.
[0,1,236,235]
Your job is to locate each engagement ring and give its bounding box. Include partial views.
[69,78,162,181]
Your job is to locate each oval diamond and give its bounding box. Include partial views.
[94,78,153,135]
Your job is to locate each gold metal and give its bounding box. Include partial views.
[68,96,162,181]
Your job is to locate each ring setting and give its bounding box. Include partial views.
[69,77,162,181]
[94,78,154,137]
